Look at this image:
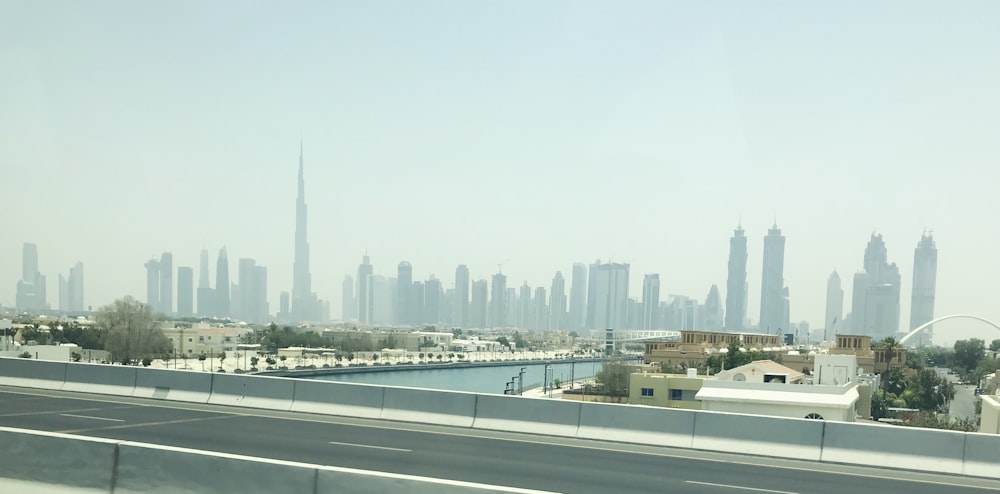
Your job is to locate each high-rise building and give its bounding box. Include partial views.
[198,248,211,289]
[549,271,566,330]
[396,262,413,325]
[68,262,83,312]
[725,225,748,332]
[454,265,470,328]
[585,261,599,329]
[291,143,320,322]
[910,233,938,346]
[641,274,661,330]
[590,262,630,330]
[411,281,425,324]
[490,273,507,328]
[177,267,194,317]
[342,275,356,321]
[759,224,787,333]
[59,274,68,312]
[704,284,723,331]
[279,291,290,318]
[235,260,269,323]
[533,287,548,330]
[145,258,160,310]
[519,283,532,329]
[850,233,901,340]
[470,279,488,329]
[197,249,214,317]
[424,277,442,324]
[159,252,173,315]
[216,247,230,318]
[16,243,47,312]
[372,276,393,324]
[357,253,374,324]
[505,287,517,326]
[825,271,843,339]
[569,263,587,331]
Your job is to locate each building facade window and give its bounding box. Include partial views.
[670,389,682,400]
[640,388,654,398]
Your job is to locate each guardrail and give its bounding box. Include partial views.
[0,426,554,494]
[1,357,997,479]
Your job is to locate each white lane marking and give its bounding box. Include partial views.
[59,414,125,422]
[328,441,411,452]
[685,480,798,494]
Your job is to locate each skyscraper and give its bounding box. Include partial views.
[470,279,488,329]
[454,265,470,328]
[533,287,548,330]
[590,261,630,330]
[291,142,319,322]
[177,266,194,317]
[725,225,748,332]
[569,263,587,331]
[490,272,507,328]
[519,283,532,329]
[424,277,442,324]
[238,258,259,321]
[850,233,901,340]
[342,275,356,321]
[145,258,160,309]
[549,271,566,330]
[704,284,723,331]
[59,274,68,312]
[910,233,938,346]
[216,247,230,318]
[825,271,843,339]
[197,248,214,317]
[759,224,787,333]
[585,261,599,329]
[159,252,173,315]
[372,276,393,324]
[15,243,46,312]
[357,253,374,324]
[396,262,413,325]
[68,262,83,311]
[641,274,661,330]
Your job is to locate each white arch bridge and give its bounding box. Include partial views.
[898,314,1000,346]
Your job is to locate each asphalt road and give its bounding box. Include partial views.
[935,368,978,421]
[2,385,999,494]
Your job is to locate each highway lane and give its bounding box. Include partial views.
[2,386,999,494]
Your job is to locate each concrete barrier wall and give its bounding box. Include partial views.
[820,421,967,474]
[290,379,385,419]
[962,432,1000,477]
[692,411,825,461]
[62,362,137,396]
[0,427,554,494]
[133,367,213,403]
[576,402,695,448]
[472,395,581,437]
[114,443,317,494]
[0,427,118,493]
[380,386,477,427]
[207,373,295,410]
[0,357,67,390]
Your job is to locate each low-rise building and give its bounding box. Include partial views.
[695,380,860,422]
[627,370,705,410]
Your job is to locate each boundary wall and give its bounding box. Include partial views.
[0,357,996,479]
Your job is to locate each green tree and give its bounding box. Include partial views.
[70,352,82,363]
[496,336,510,349]
[198,353,207,371]
[418,352,425,362]
[250,356,259,369]
[990,339,1000,352]
[595,362,631,402]
[436,354,443,362]
[97,296,172,365]
[141,357,153,367]
[953,338,986,374]
[18,351,31,359]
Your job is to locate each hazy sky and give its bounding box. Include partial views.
[3,2,1000,345]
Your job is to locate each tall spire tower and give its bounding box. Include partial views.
[291,142,316,321]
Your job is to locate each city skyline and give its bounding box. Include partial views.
[5,3,1000,346]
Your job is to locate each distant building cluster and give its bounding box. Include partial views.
[9,147,939,344]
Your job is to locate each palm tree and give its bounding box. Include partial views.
[877,337,901,419]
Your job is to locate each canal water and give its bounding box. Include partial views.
[309,360,604,395]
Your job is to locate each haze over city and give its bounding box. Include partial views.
[4,1,1000,345]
